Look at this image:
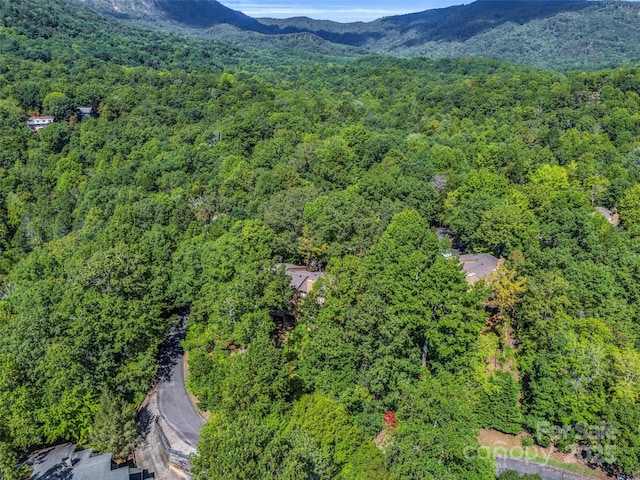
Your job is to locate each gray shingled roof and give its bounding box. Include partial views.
[277,263,324,294]
[595,206,620,226]
[596,206,614,221]
[28,444,142,480]
[459,253,500,282]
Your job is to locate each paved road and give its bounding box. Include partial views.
[135,314,205,479]
[156,316,205,450]
[496,456,599,480]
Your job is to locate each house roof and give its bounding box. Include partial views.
[27,444,142,480]
[595,206,620,226]
[277,263,324,295]
[458,253,500,283]
[435,227,502,284]
[73,453,130,480]
[596,206,613,220]
[27,115,55,121]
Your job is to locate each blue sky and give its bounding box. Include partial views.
[225,1,469,22]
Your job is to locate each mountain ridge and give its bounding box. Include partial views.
[65,0,640,71]
[72,0,271,31]
[262,0,593,44]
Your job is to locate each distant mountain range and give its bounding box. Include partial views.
[72,0,270,31]
[68,0,640,70]
[264,0,593,43]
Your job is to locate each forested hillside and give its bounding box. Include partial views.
[2,1,640,479]
[69,0,640,71]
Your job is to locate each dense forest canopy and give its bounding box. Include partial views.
[2,1,640,479]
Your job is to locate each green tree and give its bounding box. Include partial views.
[302,186,386,259]
[477,372,523,435]
[88,389,138,463]
[297,225,328,270]
[444,169,511,250]
[487,262,526,350]
[192,412,285,480]
[363,210,486,372]
[38,121,71,154]
[284,393,360,475]
[42,92,76,121]
[604,397,640,475]
[522,317,612,433]
[617,183,640,229]
[338,441,390,480]
[0,441,25,480]
[387,373,494,480]
[475,196,539,257]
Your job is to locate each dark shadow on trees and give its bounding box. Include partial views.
[156,311,188,383]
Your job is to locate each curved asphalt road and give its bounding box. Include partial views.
[156,315,205,450]
[496,456,600,480]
